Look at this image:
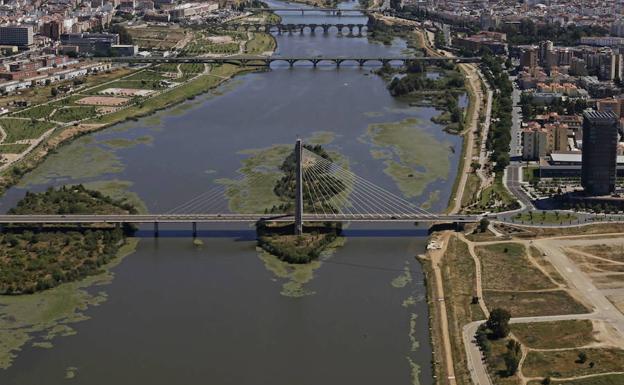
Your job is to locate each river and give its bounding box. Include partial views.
[0,2,463,384]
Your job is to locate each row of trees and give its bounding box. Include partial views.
[482,52,513,173]
[475,308,523,377]
[9,185,136,215]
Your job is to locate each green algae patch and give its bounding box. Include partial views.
[65,366,78,379]
[83,179,148,214]
[18,137,124,187]
[363,118,451,198]
[409,313,420,351]
[0,239,139,370]
[391,261,413,288]
[258,237,345,298]
[32,341,53,349]
[217,144,291,213]
[99,135,154,149]
[306,131,337,145]
[406,356,421,385]
[402,296,416,308]
[218,132,343,214]
[421,190,440,210]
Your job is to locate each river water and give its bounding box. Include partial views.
[0,2,463,384]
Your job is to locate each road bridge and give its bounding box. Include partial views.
[107,55,481,67]
[6,141,482,235]
[219,22,368,35]
[0,213,479,224]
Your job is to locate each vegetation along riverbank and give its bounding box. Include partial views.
[0,185,140,369]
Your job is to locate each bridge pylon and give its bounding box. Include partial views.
[294,139,303,235]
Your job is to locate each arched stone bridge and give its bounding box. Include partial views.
[220,23,368,35]
[108,55,481,68]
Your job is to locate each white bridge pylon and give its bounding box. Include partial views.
[167,141,437,221]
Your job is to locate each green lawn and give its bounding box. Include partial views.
[13,104,55,120]
[122,70,168,82]
[513,211,577,225]
[0,118,56,142]
[51,106,97,123]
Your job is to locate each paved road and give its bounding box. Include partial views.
[504,163,534,210]
[0,213,480,224]
[533,239,624,337]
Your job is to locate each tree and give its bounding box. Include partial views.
[577,351,587,364]
[542,377,551,385]
[486,308,511,339]
[503,339,522,376]
[479,218,490,233]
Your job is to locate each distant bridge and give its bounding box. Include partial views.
[219,22,368,35]
[108,55,480,67]
[245,7,378,15]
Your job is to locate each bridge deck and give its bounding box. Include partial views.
[0,214,479,224]
[107,56,481,64]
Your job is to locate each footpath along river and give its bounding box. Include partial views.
[0,1,464,383]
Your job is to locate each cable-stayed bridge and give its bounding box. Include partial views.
[0,141,480,231]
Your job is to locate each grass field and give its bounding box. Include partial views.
[122,70,168,82]
[483,290,589,317]
[523,348,624,379]
[476,243,557,291]
[511,320,596,349]
[0,119,56,142]
[86,65,250,126]
[513,211,577,225]
[86,80,165,94]
[51,106,97,123]
[13,104,55,120]
[0,143,29,154]
[245,32,276,54]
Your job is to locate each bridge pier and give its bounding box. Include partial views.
[192,222,197,238]
[154,222,159,238]
[294,139,303,235]
[322,25,329,34]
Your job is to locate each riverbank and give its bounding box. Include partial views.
[0,33,276,198]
